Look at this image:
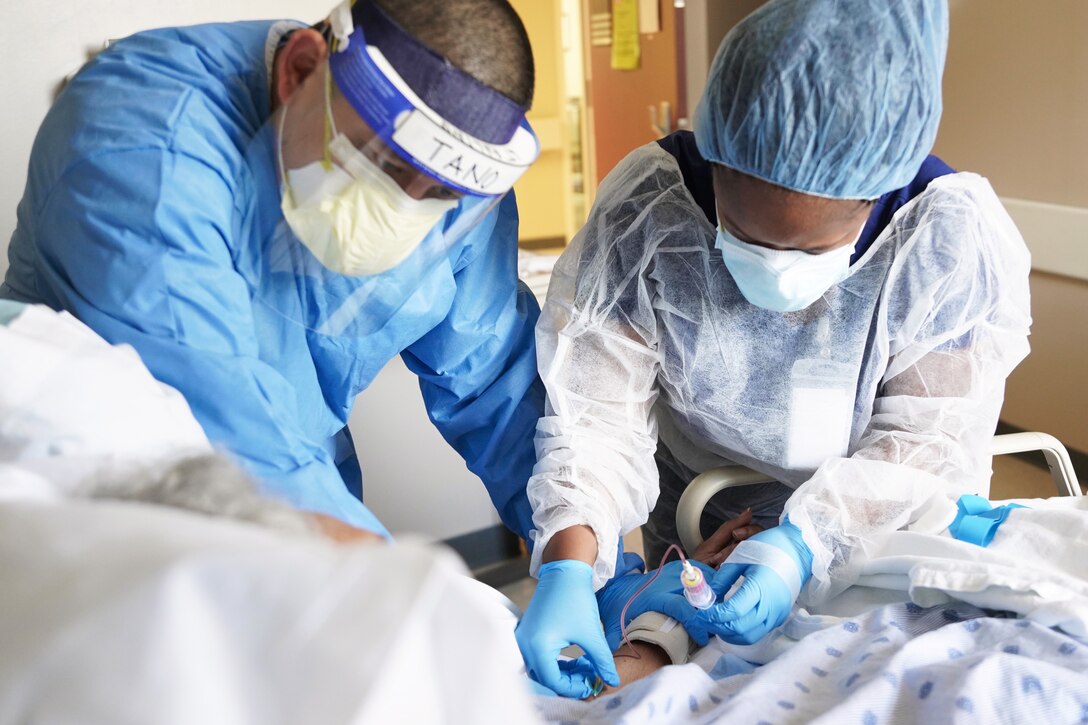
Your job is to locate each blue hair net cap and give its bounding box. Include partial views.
[694,0,948,200]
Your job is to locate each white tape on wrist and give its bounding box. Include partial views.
[725,539,803,601]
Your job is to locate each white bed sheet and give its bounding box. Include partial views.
[536,601,1088,723]
[815,496,1088,637]
[537,497,1088,722]
[0,492,539,725]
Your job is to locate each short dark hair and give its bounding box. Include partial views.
[374,0,535,108]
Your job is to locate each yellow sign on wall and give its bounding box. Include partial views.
[611,0,640,70]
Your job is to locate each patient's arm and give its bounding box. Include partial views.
[597,641,671,696]
[310,513,385,544]
[82,454,387,544]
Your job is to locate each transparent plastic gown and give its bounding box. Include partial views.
[527,144,1031,600]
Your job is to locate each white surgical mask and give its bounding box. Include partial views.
[277,70,457,277]
[715,225,859,312]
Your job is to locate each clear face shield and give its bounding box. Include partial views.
[259,0,539,338]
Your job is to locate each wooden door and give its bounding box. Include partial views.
[582,0,681,187]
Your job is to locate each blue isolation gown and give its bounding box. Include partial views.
[1,21,544,537]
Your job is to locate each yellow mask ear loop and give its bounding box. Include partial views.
[322,66,335,172]
[276,97,293,196]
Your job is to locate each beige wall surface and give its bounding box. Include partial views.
[682,0,767,124]
[1004,272,1088,453]
[934,0,1088,455]
[509,0,568,243]
[935,0,1088,206]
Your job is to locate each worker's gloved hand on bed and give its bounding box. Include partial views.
[595,557,717,651]
[516,559,621,698]
[595,512,767,649]
[691,519,814,645]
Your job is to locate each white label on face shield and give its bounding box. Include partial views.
[392,110,537,195]
[787,358,855,471]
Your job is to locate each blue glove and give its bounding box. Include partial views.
[515,560,621,698]
[596,558,716,651]
[525,678,560,698]
[688,520,814,645]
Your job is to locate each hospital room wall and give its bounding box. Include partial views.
[680,0,766,120]
[932,0,1088,455]
[0,0,335,278]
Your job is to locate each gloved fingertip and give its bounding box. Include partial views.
[709,564,744,593]
[687,625,710,647]
[547,675,589,700]
[591,654,620,688]
[526,678,559,698]
[576,639,620,688]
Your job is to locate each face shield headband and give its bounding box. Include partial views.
[325,0,540,198]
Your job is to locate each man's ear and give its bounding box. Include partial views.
[273,28,329,105]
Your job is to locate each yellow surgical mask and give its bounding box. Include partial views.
[277,70,456,277]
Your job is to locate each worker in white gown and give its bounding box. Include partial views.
[515,0,1032,696]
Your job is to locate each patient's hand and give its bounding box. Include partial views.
[309,513,385,544]
[691,509,763,568]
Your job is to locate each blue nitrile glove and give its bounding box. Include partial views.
[595,558,717,651]
[515,560,621,698]
[949,494,1028,547]
[526,678,560,698]
[690,520,814,646]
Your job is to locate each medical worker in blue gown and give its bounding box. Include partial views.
[516,0,1033,698]
[1,1,545,540]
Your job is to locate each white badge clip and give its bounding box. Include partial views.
[786,319,856,471]
[329,0,355,50]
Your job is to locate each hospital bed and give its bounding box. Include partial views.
[531,434,1088,722]
[5,290,1081,722]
